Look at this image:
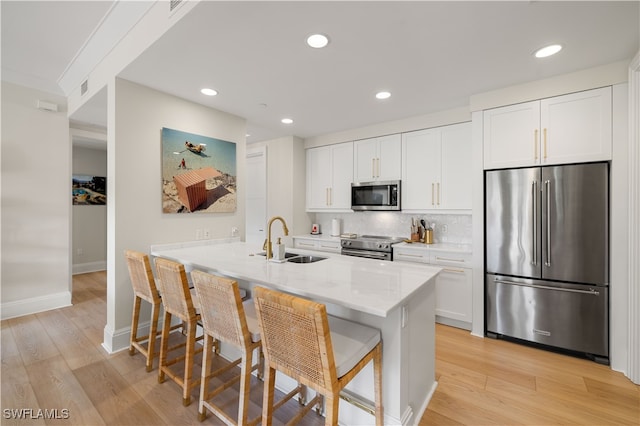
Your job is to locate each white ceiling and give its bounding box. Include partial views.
[2,1,639,145]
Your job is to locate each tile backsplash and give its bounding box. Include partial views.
[314,212,472,244]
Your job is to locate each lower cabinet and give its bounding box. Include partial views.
[292,236,341,253]
[394,245,472,330]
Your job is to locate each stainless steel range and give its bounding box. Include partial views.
[341,235,404,261]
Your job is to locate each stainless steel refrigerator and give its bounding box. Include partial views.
[485,162,609,363]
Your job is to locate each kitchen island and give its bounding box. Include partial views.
[151,239,440,425]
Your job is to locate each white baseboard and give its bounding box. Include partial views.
[412,381,438,426]
[73,261,107,275]
[1,291,72,320]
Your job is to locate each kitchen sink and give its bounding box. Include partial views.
[257,251,299,259]
[287,255,327,264]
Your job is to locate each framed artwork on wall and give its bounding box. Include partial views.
[161,127,237,213]
[72,175,106,205]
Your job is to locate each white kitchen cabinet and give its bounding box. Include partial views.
[483,87,612,169]
[402,122,472,211]
[293,236,341,253]
[394,244,472,329]
[306,142,353,211]
[354,134,401,182]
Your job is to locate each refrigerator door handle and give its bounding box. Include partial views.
[545,179,551,267]
[494,279,601,296]
[532,180,537,266]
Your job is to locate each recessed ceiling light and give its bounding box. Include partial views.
[281,118,293,124]
[201,88,218,96]
[307,34,329,49]
[534,44,562,58]
[376,91,391,100]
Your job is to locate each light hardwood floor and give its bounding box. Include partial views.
[2,271,638,425]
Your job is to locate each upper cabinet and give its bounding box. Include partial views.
[402,122,472,211]
[354,134,402,182]
[306,142,353,211]
[483,87,612,169]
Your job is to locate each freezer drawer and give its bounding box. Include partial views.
[486,275,608,358]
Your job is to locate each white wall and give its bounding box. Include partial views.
[103,78,246,352]
[1,82,72,319]
[72,146,107,274]
[249,136,312,246]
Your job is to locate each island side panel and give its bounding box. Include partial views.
[407,275,437,423]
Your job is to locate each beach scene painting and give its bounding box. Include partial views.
[161,127,237,214]
[72,175,106,205]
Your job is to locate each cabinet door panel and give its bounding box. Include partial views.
[483,101,540,169]
[306,147,332,209]
[402,129,440,210]
[435,267,472,323]
[330,142,354,209]
[377,134,402,181]
[541,87,612,164]
[441,123,472,209]
[354,139,378,182]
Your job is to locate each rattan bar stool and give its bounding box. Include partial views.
[124,250,164,372]
[253,286,384,426]
[154,257,205,406]
[191,270,264,425]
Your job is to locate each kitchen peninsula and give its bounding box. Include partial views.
[151,238,441,425]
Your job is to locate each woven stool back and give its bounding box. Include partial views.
[191,270,251,349]
[253,286,336,392]
[154,257,196,322]
[124,250,159,303]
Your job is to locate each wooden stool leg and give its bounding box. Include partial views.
[262,366,276,426]
[237,349,253,425]
[146,301,160,372]
[158,311,171,384]
[129,296,142,355]
[198,334,214,421]
[325,395,339,426]
[374,343,384,426]
[182,320,197,406]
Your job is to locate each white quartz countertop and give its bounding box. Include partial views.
[151,241,440,317]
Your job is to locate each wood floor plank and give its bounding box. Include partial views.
[10,315,60,366]
[73,359,165,425]
[26,355,105,425]
[1,361,46,426]
[36,309,106,370]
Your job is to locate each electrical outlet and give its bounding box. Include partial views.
[203,228,211,239]
[231,227,239,237]
[442,224,448,233]
[196,229,203,240]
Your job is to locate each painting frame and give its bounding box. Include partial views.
[161,127,237,214]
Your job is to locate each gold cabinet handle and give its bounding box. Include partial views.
[543,128,547,160]
[431,183,435,206]
[534,129,539,161]
[443,268,466,274]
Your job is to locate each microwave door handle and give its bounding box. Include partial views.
[387,186,391,205]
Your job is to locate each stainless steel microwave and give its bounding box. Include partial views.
[351,180,401,211]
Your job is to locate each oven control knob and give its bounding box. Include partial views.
[377,243,388,249]
[343,240,351,247]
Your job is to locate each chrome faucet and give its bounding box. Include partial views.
[264,216,289,259]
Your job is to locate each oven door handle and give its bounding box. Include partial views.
[341,248,390,260]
